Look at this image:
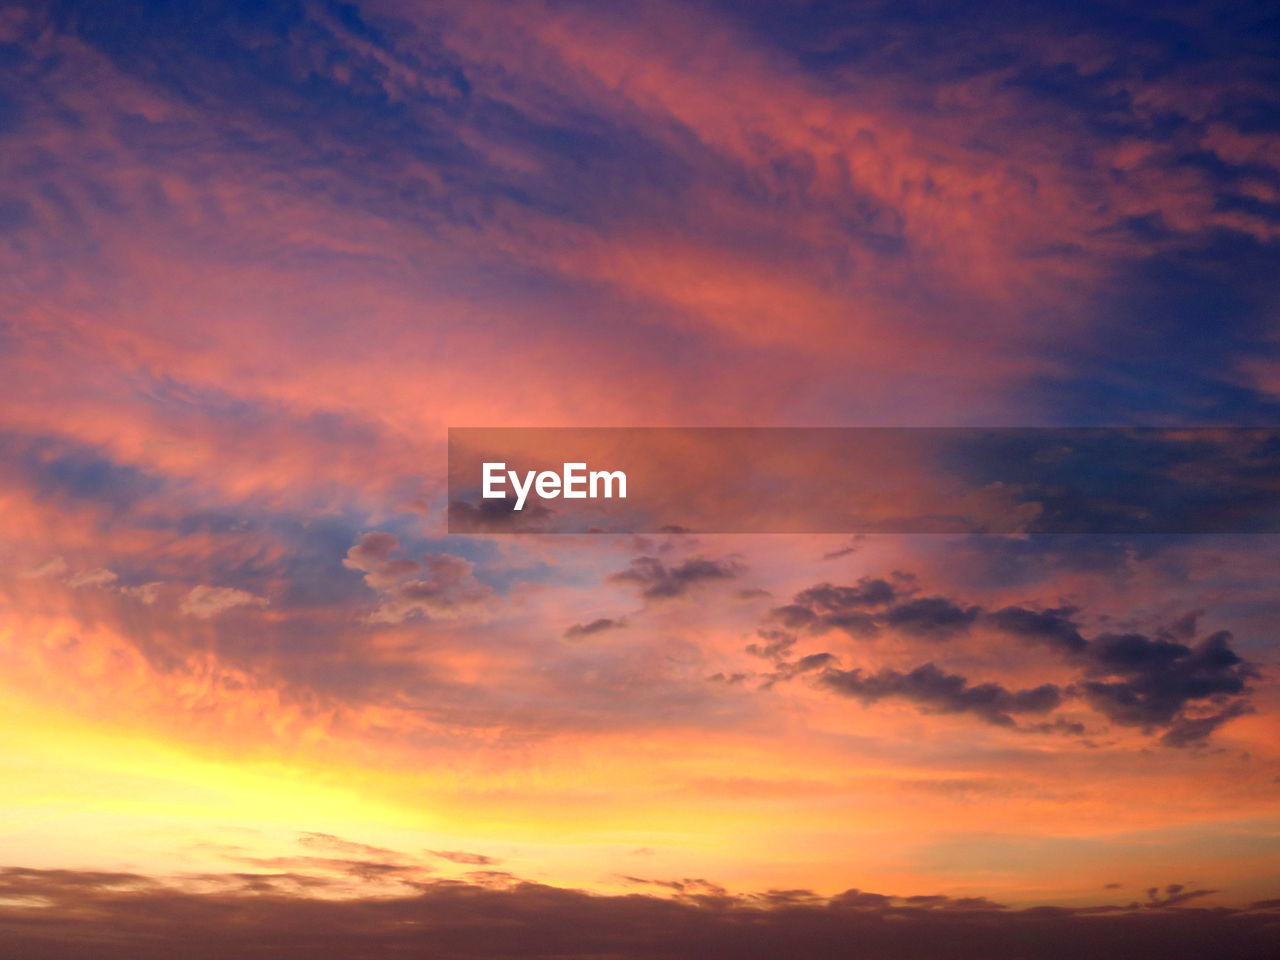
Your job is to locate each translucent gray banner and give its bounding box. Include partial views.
[447,428,1280,534]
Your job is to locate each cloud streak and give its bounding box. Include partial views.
[0,862,1277,960]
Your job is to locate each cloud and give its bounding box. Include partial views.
[819,662,1062,728]
[768,576,900,636]
[427,850,500,866]
[796,579,900,611]
[296,833,400,859]
[822,536,866,560]
[987,605,1088,654]
[775,575,1259,745]
[64,567,118,589]
[179,585,268,619]
[121,581,164,605]
[341,532,403,583]
[230,854,430,885]
[609,555,744,600]
[563,618,626,640]
[344,532,492,623]
[0,862,1275,960]
[203,833,438,887]
[1145,884,1218,909]
[771,580,977,640]
[21,557,67,579]
[883,597,982,640]
[447,498,555,533]
[1159,701,1255,749]
[1066,624,1253,745]
[745,629,798,661]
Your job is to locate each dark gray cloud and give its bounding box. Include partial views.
[0,863,1276,960]
[769,576,899,637]
[563,618,627,640]
[987,605,1088,653]
[795,579,899,612]
[1159,701,1254,749]
[1145,884,1218,909]
[772,577,1258,745]
[609,555,744,600]
[883,597,982,639]
[745,628,798,661]
[989,607,1258,745]
[818,662,1062,728]
[1079,629,1257,745]
[771,578,977,640]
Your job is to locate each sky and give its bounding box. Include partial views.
[1,0,1279,957]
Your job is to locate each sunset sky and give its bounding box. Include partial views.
[1,1,1279,957]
